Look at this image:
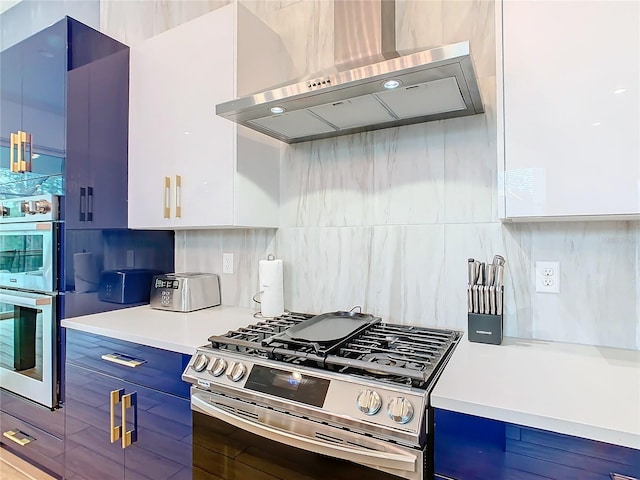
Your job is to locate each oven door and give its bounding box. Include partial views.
[191,389,425,480]
[0,222,56,293]
[0,289,57,408]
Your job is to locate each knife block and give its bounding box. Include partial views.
[468,312,503,345]
[468,286,504,345]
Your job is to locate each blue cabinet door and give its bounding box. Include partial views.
[64,363,192,480]
[64,363,125,480]
[434,408,640,480]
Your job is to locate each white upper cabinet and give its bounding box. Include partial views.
[128,3,285,229]
[498,1,640,220]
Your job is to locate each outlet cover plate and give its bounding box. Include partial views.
[535,261,560,293]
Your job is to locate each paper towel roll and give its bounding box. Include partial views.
[259,258,284,318]
[73,252,99,293]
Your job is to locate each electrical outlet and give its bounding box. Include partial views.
[223,253,234,274]
[535,261,560,293]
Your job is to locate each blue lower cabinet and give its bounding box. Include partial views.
[64,331,191,480]
[434,409,640,480]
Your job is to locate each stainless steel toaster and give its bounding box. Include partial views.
[150,273,221,312]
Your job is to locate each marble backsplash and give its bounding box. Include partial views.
[5,0,637,349]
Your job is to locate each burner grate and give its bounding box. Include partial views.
[207,312,460,388]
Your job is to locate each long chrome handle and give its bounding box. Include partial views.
[86,186,93,222]
[191,395,417,472]
[3,429,34,446]
[110,389,123,443]
[101,353,146,368]
[121,392,138,448]
[175,175,182,218]
[164,177,171,218]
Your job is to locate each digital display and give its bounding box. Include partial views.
[155,278,179,289]
[244,366,330,407]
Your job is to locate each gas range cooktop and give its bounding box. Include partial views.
[184,311,461,446]
[205,312,461,389]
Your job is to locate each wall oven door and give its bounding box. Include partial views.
[0,222,56,293]
[191,389,425,480]
[0,289,57,408]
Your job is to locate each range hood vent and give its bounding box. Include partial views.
[216,0,484,144]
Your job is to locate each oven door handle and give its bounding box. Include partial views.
[191,395,417,473]
[0,291,52,307]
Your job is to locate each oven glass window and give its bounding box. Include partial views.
[0,234,44,275]
[193,411,408,480]
[0,301,44,381]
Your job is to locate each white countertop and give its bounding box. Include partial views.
[62,307,640,450]
[431,335,640,450]
[61,305,260,355]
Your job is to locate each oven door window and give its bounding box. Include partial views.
[193,410,416,480]
[0,233,44,275]
[0,290,56,408]
[0,302,44,380]
[0,224,55,293]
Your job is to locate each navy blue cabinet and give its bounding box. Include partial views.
[65,329,192,480]
[1,18,175,478]
[434,409,640,480]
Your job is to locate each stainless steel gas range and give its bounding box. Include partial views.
[182,311,461,480]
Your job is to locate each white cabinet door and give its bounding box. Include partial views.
[128,4,279,229]
[500,1,640,219]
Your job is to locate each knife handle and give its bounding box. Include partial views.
[489,285,496,315]
[483,286,490,315]
[467,285,473,313]
[472,285,479,313]
[496,286,504,315]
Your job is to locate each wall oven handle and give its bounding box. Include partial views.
[191,395,417,472]
[0,291,51,306]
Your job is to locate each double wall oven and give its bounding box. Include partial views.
[183,311,461,480]
[0,194,59,408]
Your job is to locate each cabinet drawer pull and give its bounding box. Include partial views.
[110,389,124,443]
[175,175,182,218]
[121,392,138,448]
[101,352,146,368]
[611,474,639,480]
[164,177,171,218]
[3,429,35,446]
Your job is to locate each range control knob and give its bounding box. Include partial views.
[387,397,414,424]
[226,361,247,382]
[192,354,209,372]
[207,357,227,377]
[356,389,382,415]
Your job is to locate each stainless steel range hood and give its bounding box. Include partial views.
[216,0,484,144]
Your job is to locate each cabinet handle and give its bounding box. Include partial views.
[611,474,639,480]
[9,130,32,173]
[110,388,124,443]
[3,429,35,446]
[175,175,182,218]
[101,352,146,368]
[79,187,86,222]
[87,186,93,222]
[121,392,138,448]
[164,177,171,218]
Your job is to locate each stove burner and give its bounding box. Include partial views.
[361,353,426,375]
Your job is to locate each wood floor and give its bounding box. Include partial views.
[0,447,54,480]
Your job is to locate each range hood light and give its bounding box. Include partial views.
[383,79,401,89]
[270,106,286,114]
